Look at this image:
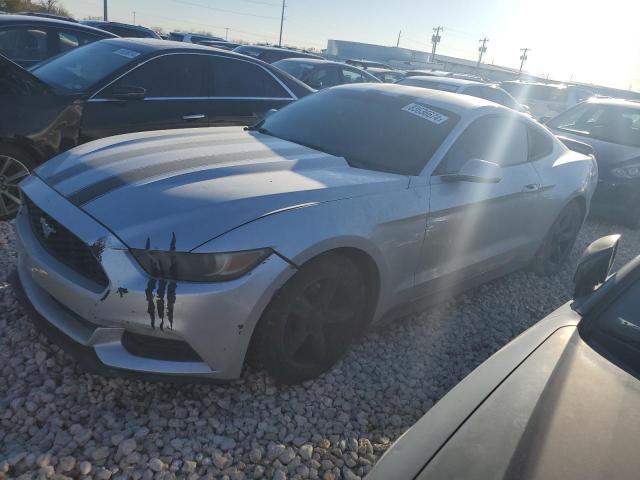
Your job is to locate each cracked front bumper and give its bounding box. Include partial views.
[15,175,296,380]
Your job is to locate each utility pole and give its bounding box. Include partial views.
[476,37,488,69]
[396,30,402,48]
[103,0,108,21]
[225,27,229,41]
[431,26,443,61]
[278,0,286,47]
[519,47,530,74]
[132,11,136,24]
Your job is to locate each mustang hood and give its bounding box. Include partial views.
[37,127,408,250]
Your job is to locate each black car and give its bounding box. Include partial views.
[233,44,322,64]
[0,38,312,219]
[547,98,640,228]
[80,21,161,39]
[197,40,241,51]
[169,32,224,43]
[272,58,381,90]
[369,234,640,480]
[0,14,116,67]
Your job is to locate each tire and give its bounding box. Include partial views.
[531,201,583,275]
[0,145,35,221]
[250,252,369,384]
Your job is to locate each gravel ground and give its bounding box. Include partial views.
[1,218,639,480]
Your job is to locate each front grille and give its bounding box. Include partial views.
[25,195,109,288]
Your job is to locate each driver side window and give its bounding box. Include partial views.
[437,116,528,174]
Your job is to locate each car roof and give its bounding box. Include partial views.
[95,37,255,55]
[275,58,346,66]
[502,80,568,90]
[0,13,118,36]
[366,67,400,73]
[586,97,640,109]
[403,76,483,87]
[83,20,153,31]
[329,83,508,115]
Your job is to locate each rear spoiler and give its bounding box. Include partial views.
[556,136,594,157]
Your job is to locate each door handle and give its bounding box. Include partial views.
[182,114,206,120]
[522,183,541,193]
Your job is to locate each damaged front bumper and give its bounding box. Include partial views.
[15,175,297,381]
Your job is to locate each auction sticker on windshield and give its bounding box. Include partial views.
[402,103,449,124]
[113,48,140,59]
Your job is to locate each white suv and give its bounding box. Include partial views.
[500,81,594,121]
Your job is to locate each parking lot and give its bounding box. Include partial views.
[1,216,638,480]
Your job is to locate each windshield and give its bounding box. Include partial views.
[30,41,141,93]
[547,103,640,147]
[259,87,459,175]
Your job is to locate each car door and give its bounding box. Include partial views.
[80,53,210,141]
[204,55,295,126]
[417,115,542,292]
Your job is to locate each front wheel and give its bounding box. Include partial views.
[0,146,34,221]
[531,201,583,275]
[250,252,368,383]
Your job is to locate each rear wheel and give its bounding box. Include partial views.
[250,252,368,383]
[531,201,583,275]
[0,146,34,221]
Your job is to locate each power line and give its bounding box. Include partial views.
[477,37,488,69]
[278,0,285,46]
[519,47,531,74]
[167,0,280,20]
[431,26,443,61]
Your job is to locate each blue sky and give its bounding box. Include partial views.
[61,0,640,90]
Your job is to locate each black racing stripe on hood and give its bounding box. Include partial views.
[44,132,259,186]
[67,144,314,206]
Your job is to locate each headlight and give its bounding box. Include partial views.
[130,248,272,282]
[611,164,640,179]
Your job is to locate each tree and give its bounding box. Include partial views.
[0,0,71,17]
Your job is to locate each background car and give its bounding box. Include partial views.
[168,31,224,43]
[547,98,640,227]
[15,84,595,383]
[368,234,640,480]
[233,44,322,63]
[0,13,116,67]
[80,20,161,39]
[501,80,594,121]
[0,38,312,219]
[397,76,529,113]
[197,40,241,50]
[345,58,394,69]
[367,67,405,83]
[272,58,381,89]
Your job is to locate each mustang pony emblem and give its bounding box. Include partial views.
[39,216,56,239]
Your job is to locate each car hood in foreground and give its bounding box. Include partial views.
[36,127,408,251]
[368,305,640,479]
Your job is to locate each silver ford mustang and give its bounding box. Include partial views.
[15,84,598,383]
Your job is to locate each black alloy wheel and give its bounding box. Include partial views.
[0,154,30,221]
[532,201,583,275]
[251,253,368,383]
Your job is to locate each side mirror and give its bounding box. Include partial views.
[110,85,146,101]
[442,158,502,183]
[574,234,621,297]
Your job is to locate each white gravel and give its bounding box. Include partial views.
[1,218,639,480]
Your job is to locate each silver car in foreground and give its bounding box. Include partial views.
[15,84,598,383]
